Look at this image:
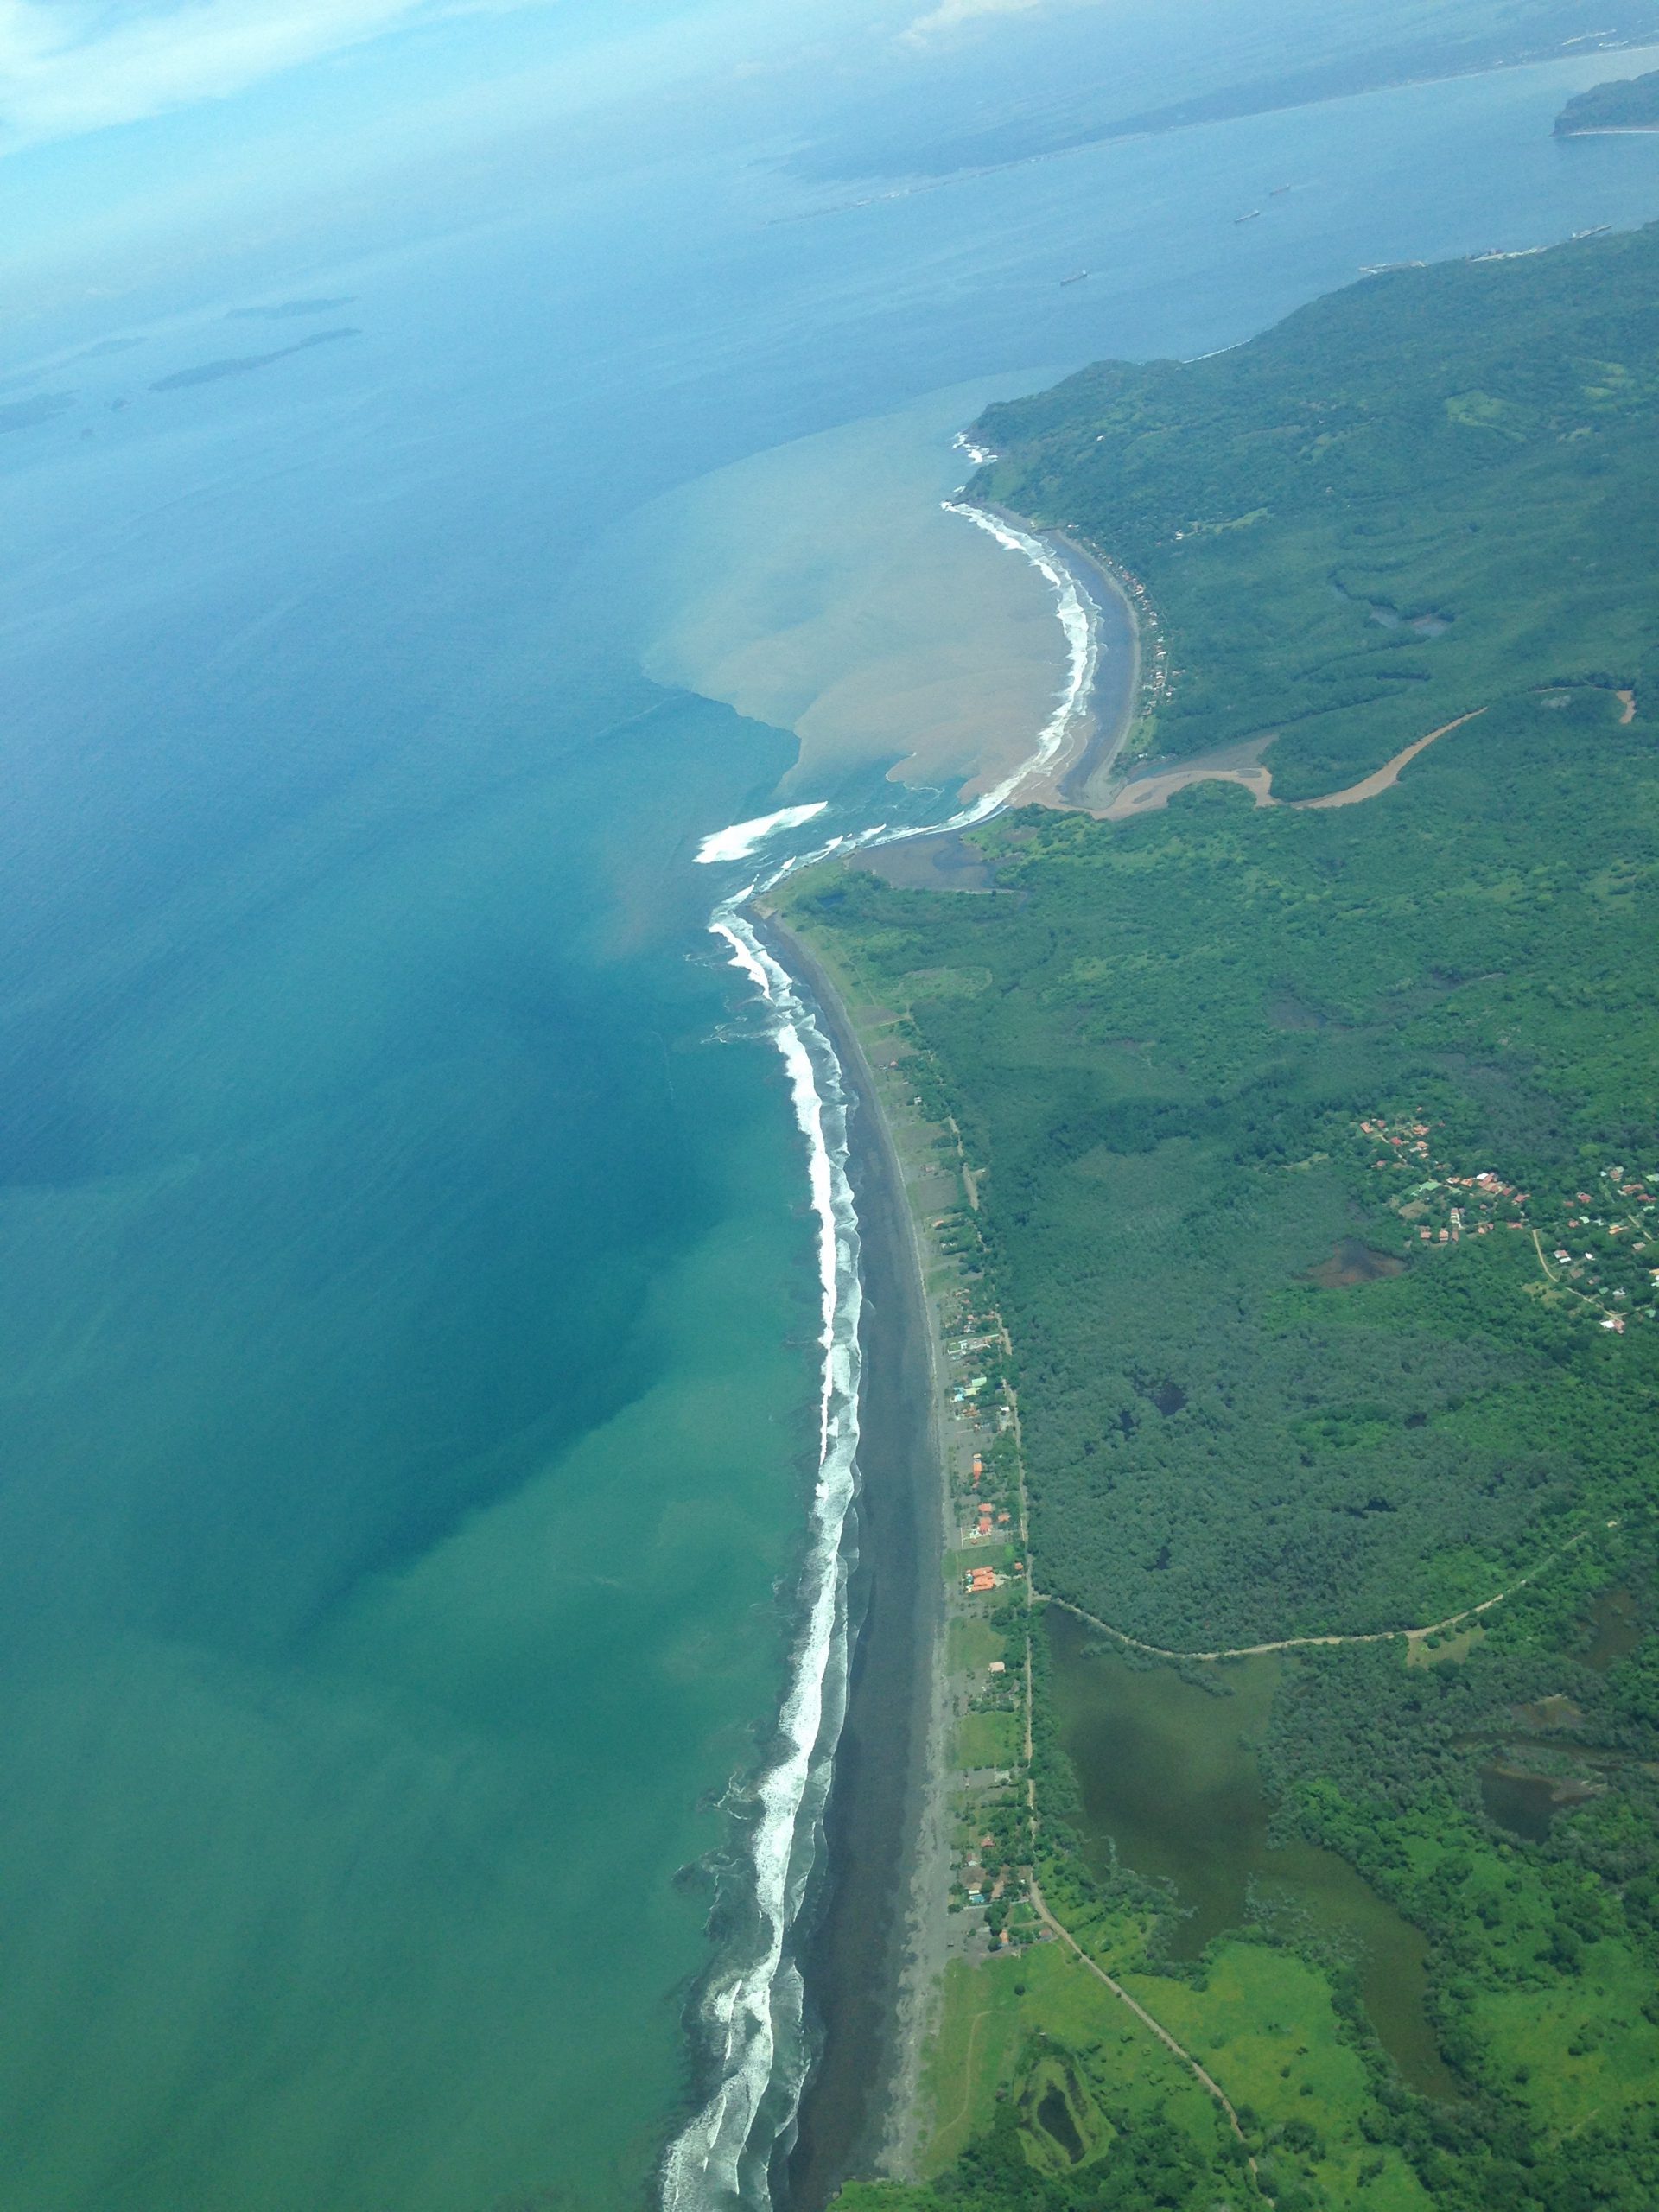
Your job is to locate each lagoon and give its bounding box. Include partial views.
[1046,1606,1459,2101]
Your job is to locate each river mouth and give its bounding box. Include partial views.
[1046,1605,1459,2101]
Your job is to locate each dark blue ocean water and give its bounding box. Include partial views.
[1,41,1656,2212]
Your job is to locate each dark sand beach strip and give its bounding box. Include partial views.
[765,922,944,2212]
[1041,531,1139,803]
[972,504,1140,805]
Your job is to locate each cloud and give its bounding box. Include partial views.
[899,0,1046,46]
[0,0,546,152]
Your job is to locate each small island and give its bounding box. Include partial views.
[1555,68,1659,135]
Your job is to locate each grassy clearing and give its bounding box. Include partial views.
[1129,1941,1432,2209]
[1468,1937,1659,2133]
[943,1541,1017,1586]
[953,1709,1021,1770]
[917,1942,1231,2182]
[946,1614,1007,1673]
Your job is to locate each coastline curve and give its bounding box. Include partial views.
[664,461,1111,2209]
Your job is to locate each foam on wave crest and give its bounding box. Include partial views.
[660,864,865,2212]
[663,489,1103,2211]
[695,803,830,866]
[937,502,1098,822]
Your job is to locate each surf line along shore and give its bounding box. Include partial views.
[661,493,1124,2212]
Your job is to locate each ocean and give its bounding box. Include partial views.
[2,36,1656,2212]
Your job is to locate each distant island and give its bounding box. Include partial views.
[149,327,359,391]
[1555,68,1659,133]
[796,221,1659,2212]
[226,296,358,321]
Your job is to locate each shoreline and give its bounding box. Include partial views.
[761,916,951,2210]
[753,506,1124,2202]
[677,483,1124,2206]
[970,504,1144,809]
[1040,527,1141,802]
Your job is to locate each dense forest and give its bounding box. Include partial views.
[1556,70,1659,133]
[798,226,1659,2209]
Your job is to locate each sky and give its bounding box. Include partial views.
[0,0,1072,160]
[1,0,1083,327]
[0,0,1569,333]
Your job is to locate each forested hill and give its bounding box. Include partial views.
[1556,69,1659,133]
[967,223,1659,798]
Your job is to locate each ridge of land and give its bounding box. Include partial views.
[1556,67,1659,133]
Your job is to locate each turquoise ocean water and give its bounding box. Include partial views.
[2,41,1657,2212]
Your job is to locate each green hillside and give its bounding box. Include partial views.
[966,225,1659,798]
[1556,69,1659,134]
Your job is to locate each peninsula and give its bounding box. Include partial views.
[789,221,1659,2210]
[1555,68,1659,133]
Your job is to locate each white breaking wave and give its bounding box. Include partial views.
[660,886,865,2212]
[936,502,1099,826]
[662,491,1103,2212]
[695,803,830,866]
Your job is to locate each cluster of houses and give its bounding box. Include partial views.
[962,1560,1025,1597]
[1363,1115,1530,1243]
[1360,1116,1658,1332]
[1552,1165,1659,1333]
[961,1443,1019,1594]
[1094,553,1172,713]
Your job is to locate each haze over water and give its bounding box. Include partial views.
[3,16,1656,2207]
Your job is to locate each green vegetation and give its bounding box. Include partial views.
[956,1708,1023,1770]
[1556,70,1659,134]
[794,694,1659,1651]
[900,1942,1249,2203]
[969,224,1659,796]
[813,227,1659,2208]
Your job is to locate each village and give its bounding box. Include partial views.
[919,1183,1045,1962]
[1358,1113,1659,1332]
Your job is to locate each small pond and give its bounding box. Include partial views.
[1309,1237,1407,1289]
[1585,1586,1641,1672]
[1478,1765,1564,1843]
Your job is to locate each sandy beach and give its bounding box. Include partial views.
[764,918,953,2210]
[764,512,1141,2200]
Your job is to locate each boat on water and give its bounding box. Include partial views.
[1235,209,1262,224]
[1269,182,1293,195]
[1059,269,1089,286]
